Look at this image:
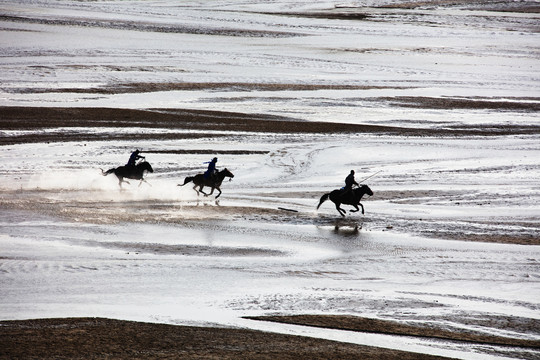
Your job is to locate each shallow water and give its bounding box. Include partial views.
[1,131,539,359]
[1,1,540,358]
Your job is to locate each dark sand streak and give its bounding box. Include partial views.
[247,315,540,349]
[0,15,301,38]
[10,82,410,94]
[2,107,539,147]
[0,317,454,360]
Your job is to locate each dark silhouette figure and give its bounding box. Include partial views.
[179,168,234,199]
[342,170,359,198]
[204,157,218,180]
[102,161,153,188]
[317,184,373,217]
[126,149,144,168]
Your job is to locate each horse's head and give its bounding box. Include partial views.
[139,161,154,173]
[361,184,373,196]
[221,168,234,179]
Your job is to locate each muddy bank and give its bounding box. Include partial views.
[247,315,540,349]
[10,81,408,94]
[2,106,539,147]
[377,0,540,13]
[0,317,452,360]
[0,14,301,38]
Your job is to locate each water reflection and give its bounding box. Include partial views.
[315,219,363,240]
[332,219,361,237]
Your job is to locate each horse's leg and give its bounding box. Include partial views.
[350,204,360,213]
[116,176,124,188]
[359,203,365,215]
[198,185,208,196]
[335,202,346,217]
[193,184,200,196]
[214,187,222,199]
[205,186,215,197]
[138,178,151,187]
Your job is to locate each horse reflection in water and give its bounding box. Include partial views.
[316,219,362,240]
[334,220,362,236]
[317,184,373,217]
[179,168,234,199]
[102,161,154,188]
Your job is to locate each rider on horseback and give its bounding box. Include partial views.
[126,149,144,168]
[203,157,218,183]
[342,170,359,197]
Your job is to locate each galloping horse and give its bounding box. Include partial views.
[179,168,234,199]
[317,184,373,217]
[102,161,154,188]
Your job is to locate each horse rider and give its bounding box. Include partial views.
[204,157,218,182]
[342,170,359,197]
[126,149,144,168]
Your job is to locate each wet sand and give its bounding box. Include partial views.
[2,0,539,357]
[2,105,539,248]
[0,317,457,360]
[1,106,539,358]
[1,106,439,359]
[2,105,540,147]
[2,315,539,359]
[247,315,540,348]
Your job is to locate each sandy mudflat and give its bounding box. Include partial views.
[247,315,540,349]
[0,106,452,360]
[1,0,539,358]
[0,317,452,360]
[2,105,540,145]
[1,106,539,359]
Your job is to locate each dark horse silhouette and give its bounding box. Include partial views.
[179,168,234,199]
[317,184,373,217]
[102,161,154,188]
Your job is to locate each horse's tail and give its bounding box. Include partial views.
[317,193,330,210]
[101,168,115,176]
[178,176,194,186]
